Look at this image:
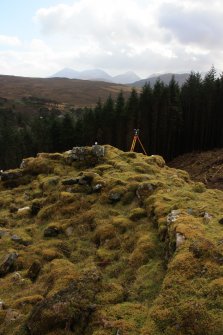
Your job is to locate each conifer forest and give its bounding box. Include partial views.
[0,68,223,170]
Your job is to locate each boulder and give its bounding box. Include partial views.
[71,147,92,161]
[70,145,105,164]
[0,253,18,277]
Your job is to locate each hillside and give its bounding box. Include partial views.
[169,148,223,191]
[0,75,132,107]
[0,145,222,335]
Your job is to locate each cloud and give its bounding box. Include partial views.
[1,0,223,77]
[0,35,21,47]
[158,2,223,49]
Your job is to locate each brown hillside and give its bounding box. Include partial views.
[169,148,223,191]
[0,75,132,107]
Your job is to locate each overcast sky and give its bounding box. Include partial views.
[0,0,222,78]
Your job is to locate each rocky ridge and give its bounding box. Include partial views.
[0,145,222,335]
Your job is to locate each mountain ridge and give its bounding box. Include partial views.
[50,67,141,84]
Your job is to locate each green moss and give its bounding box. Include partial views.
[0,145,222,335]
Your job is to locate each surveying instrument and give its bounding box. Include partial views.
[130,129,147,155]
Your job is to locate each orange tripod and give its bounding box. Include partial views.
[130,129,147,155]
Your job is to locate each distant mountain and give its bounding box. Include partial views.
[51,68,113,82]
[132,73,190,87]
[51,68,80,79]
[78,69,113,82]
[113,71,141,84]
[50,68,141,84]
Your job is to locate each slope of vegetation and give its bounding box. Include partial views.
[0,145,222,335]
[169,148,223,191]
[0,75,132,106]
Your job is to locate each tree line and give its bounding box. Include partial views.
[0,67,222,170]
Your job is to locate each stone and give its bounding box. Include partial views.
[203,212,212,224]
[0,253,18,277]
[71,146,92,161]
[62,178,79,185]
[20,159,26,169]
[17,206,31,216]
[11,235,22,243]
[176,232,186,248]
[11,234,31,246]
[44,226,61,238]
[108,192,122,203]
[70,145,105,164]
[92,143,105,157]
[27,261,41,281]
[167,210,181,224]
[92,183,103,192]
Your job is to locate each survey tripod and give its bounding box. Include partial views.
[130,129,147,155]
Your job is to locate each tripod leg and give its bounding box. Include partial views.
[138,136,147,155]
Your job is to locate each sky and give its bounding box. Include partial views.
[0,0,222,78]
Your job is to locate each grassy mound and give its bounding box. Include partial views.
[0,145,222,335]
